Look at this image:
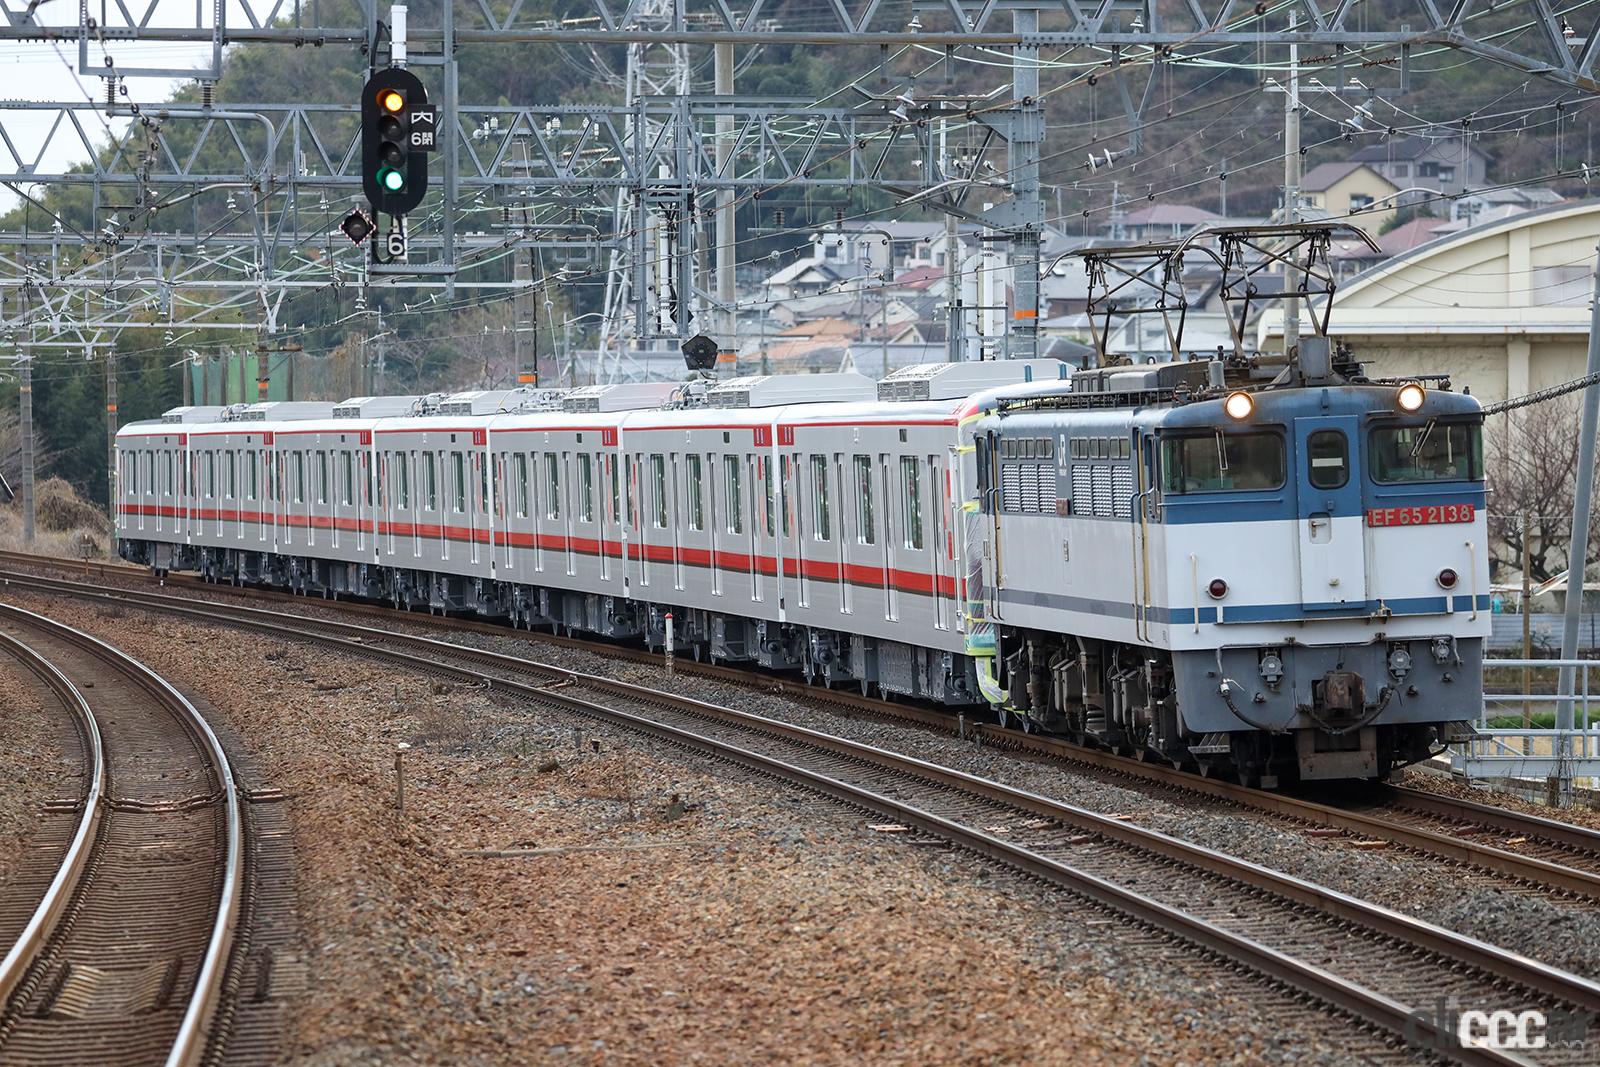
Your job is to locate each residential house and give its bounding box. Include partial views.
[1451,185,1565,224]
[1110,203,1224,241]
[1348,135,1489,199]
[1300,161,1399,236]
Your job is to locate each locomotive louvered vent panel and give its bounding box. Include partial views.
[1030,463,1056,511]
[1034,464,1057,513]
[1071,466,1092,510]
[1001,465,1023,512]
[1092,466,1114,517]
[1112,465,1134,519]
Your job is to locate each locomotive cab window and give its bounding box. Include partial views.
[1306,430,1349,490]
[1161,432,1285,494]
[1369,421,1483,483]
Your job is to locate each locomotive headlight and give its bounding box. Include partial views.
[1223,391,1254,421]
[1396,381,1426,412]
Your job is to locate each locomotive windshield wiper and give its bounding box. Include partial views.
[1409,418,1437,458]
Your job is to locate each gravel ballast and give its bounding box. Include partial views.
[217,593,1600,980]
[5,591,1405,1065]
[0,657,74,897]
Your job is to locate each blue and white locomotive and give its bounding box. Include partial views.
[115,344,1487,785]
[966,342,1486,785]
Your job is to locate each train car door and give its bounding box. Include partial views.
[1293,416,1366,609]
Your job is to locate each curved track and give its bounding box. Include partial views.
[8,556,1600,907]
[0,603,244,1067]
[10,573,1600,1063]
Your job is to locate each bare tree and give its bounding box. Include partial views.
[1485,403,1600,584]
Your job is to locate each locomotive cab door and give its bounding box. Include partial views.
[1292,416,1367,609]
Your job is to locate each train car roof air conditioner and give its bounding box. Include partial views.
[237,401,337,422]
[876,360,1069,402]
[333,395,422,419]
[437,390,515,416]
[561,382,681,413]
[160,405,230,424]
[705,372,876,409]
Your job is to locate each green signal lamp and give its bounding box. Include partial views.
[378,167,405,192]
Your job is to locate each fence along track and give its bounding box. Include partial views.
[0,604,244,1067]
[17,580,1600,1063]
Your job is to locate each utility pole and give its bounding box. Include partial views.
[942,115,965,363]
[714,41,737,376]
[181,351,192,407]
[1005,5,1042,361]
[1555,239,1600,808]
[1523,508,1533,740]
[19,339,34,543]
[257,341,271,401]
[105,352,119,512]
[1282,10,1302,360]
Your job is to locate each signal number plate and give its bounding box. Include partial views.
[1366,504,1475,527]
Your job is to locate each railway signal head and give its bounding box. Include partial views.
[681,333,718,371]
[338,209,376,246]
[361,68,429,216]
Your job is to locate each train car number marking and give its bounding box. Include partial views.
[1365,504,1475,527]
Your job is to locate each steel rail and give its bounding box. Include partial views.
[0,604,245,1067]
[5,576,1597,1062]
[0,630,105,1006]
[6,559,1600,904]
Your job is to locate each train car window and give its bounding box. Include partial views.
[164,452,174,495]
[810,454,831,541]
[901,457,923,550]
[854,455,875,544]
[204,453,215,497]
[545,453,562,520]
[1369,422,1483,483]
[725,456,743,534]
[513,453,529,517]
[1306,430,1349,489]
[687,454,705,530]
[761,457,776,537]
[651,454,668,528]
[317,452,329,505]
[627,457,638,528]
[780,456,795,538]
[398,453,411,510]
[578,454,595,523]
[1161,433,1285,494]
[342,452,356,506]
[247,452,259,500]
[609,456,621,524]
[419,452,434,511]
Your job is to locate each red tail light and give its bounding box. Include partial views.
[1437,568,1458,589]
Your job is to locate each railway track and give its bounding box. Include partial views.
[7,556,1600,908]
[9,573,1600,1062]
[0,603,245,1067]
